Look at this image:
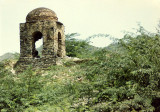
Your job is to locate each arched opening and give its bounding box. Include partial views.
[57,32,62,57]
[32,31,43,58]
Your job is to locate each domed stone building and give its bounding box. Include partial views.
[15,7,66,70]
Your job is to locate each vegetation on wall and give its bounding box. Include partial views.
[1,25,160,111]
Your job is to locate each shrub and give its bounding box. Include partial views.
[73,26,160,111]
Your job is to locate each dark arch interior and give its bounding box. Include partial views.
[33,31,43,41]
[32,31,43,58]
[57,32,62,57]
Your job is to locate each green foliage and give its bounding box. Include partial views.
[65,33,95,58]
[73,26,160,111]
[1,25,160,111]
[0,65,46,111]
[0,63,82,111]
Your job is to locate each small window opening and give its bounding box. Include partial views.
[57,32,62,57]
[32,31,43,58]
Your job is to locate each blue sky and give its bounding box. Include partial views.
[0,0,160,55]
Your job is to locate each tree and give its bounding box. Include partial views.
[65,33,90,57]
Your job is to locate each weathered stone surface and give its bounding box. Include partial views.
[15,7,66,72]
[26,7,58,22]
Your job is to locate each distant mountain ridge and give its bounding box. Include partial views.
[0,52,19,61]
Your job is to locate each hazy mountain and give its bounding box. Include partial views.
[0,52,19,61]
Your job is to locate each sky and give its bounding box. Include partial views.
[0,0,160,56]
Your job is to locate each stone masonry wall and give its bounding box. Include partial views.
[15,20,66,71]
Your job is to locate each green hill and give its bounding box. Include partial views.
[1,30,160,111]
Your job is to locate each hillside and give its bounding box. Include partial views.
[0,52,19,61]
[1,29,160,111]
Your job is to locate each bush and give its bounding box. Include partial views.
[0,66,46,111]
[72,26,160,111]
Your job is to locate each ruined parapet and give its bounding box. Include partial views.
[15,7,66,71]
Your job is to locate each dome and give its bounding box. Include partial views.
[26,7,58,22]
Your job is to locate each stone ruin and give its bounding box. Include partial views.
[15,7,66,71]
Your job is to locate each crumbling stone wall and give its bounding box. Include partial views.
[15,7,66,71]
